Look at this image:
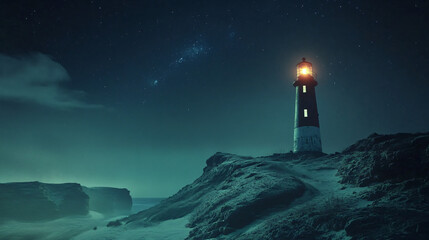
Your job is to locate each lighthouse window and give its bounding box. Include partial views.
[303,85,307,93]
[304,109,308,117]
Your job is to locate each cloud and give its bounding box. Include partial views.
[0,53,101,109]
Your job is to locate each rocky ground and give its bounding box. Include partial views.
[109,132,429,240]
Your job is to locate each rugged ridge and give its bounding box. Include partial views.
[110,132,429,239]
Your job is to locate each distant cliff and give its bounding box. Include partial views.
[0,182,132,221]
[83,187,132,215]
[0,182,88,221]
[110,132,429,239]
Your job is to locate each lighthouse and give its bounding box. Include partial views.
[293,58,322,152]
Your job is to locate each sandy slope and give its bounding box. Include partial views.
[72,216,189,240]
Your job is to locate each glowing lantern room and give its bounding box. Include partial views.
[296,57,313,78]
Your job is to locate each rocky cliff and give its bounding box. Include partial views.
[83,187,132,214]
[0,182,132,221]
[0,182,88,221]
[110,132,429,240]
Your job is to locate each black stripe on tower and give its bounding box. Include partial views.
[293,75,320,128]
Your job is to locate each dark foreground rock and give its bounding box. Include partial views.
[110,132,429,240]
[0,182,88,221]
[338,132,429,186]
[83,187,132,214]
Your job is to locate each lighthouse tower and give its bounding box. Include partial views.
[293,58,322,152]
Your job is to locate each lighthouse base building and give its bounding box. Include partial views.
[293,58,322,153]
[293,126,322,152]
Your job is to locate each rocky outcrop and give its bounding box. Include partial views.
[83,187,132,214]
[116,153,322,239]
[338,132,429,186]
[109,132,429,240]
[120,153,315,239]
[0,182,88,221]
[186,154,309,239]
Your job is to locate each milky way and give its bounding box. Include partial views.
[147,39,210,88]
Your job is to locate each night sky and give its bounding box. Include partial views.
[1,0,428,197]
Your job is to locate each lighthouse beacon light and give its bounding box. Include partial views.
[296,57,313,78]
